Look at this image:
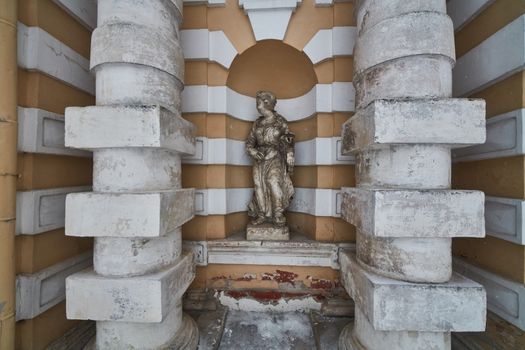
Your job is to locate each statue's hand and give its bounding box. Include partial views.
[254,151,264,161]
[286,153,294,169]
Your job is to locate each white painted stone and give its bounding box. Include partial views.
[453,15,525,97]
[95,64,182,114]
[354,12,455,75]
[66,252,194,323]
[447,0,494,31]
[52,0,97,30]
[65,105,195,154]
[97,0,182,35]
[453,109,525,162]
[93,149,181,192]
[182,138,252,166]
[16,252,92,321]
[303,29,333,64]
[17,22,94,95]
[339,251,486,332]
[357,231,452,283]
[355,0,446,33]
[289,188,338,217]
[181,29,238,69]
[91,24,184,82]
[184,0,226,5]
[16,186,91,235]
[94,229,182,277]
[355,56,453,109]
[333,27,356,56]
[239,0,301,41]
[342,99,486,154]
[209,31,238,69]
[484,196,525,245]
[18,107,90,157]
[216,291,322,312]
[356,145,452,189]
[454,258,525,330]
[341,188,485,238]
[182,83,355,120]
[66,189,194,238]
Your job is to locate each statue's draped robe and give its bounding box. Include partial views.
[246,114,294,220]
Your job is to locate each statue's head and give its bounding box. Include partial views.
[256,91,277,112]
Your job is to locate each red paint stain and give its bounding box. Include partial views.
[224,290,309,303]
[310,278,334,290]
[211,275,228,281]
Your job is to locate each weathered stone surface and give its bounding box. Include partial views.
[341,188,485,238]
[91,23,184,82]
[355,56,453,109]
[355,0,446,33]
[65,105,195,154]
[356,145,451,189]
[94,229,182,277]
[342,99,486,154]
[246,223,290,241]
[66,252,195,323]
[93,149,181,192]
[311,311,353,350]
[66,189,194,238]
[339,251,486,332]
[95,64,182,114]
[354,12,455,75]
[357,231,452,283]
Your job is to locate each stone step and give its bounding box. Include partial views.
[66,189,194,238]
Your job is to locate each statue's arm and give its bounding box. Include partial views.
[246,125,261,159]
[282,122,295,169]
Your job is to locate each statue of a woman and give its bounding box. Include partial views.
[246,91,295,230]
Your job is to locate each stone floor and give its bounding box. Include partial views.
[189,308,352,350]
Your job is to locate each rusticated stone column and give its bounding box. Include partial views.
[64,1,199,348]
[339,1,487,349]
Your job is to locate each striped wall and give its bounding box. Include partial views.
[15,0,95,349]
[181,0,356,242]
[447,0,525,342]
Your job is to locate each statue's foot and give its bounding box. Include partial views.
[273,213,286,227]
[251,216,265,225]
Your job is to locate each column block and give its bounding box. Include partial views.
[66,189,194,238]
[341,188,485,238]
[66,251,195,323]
[65,105,195,155]
[339,251,486,332]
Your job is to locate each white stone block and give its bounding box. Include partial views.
[340,251,486,332]
[332,27,356,56]
[65,105,195,154]
[66,189,194,238]
[354,12,455,75]
[341,188,485,238]
[18,107,90,157]
[453,109,525,162]
[209,31,238,69]
[16,252,92,321]
[454,257,525,330]
[16,186,91,235]
[453,15,525,96]
[52,0,97,30]
[66,251,195,322]
[91,24,184,82]
[95,64,182,114]
[447,0,494,31]
[484,196,525,245]
[342,99,486,154]
[94,229,182,277]
[181,29,237,69]
[355,56,452,109]
[303,29,333,64]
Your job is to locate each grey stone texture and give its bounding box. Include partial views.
[246,223,291,241]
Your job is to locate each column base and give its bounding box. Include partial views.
[338,324,365,350]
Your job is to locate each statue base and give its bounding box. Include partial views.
[246,223,290,241]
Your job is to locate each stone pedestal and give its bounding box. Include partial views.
[338,0,487,348]
[246,223,290,241]
[64,0,198,348]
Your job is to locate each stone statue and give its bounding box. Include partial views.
[246,91,295,240]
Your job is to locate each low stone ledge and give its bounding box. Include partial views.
[342,99,486,154]
[341,187,485,238]
[66,251,195,323]
[65,105,195,155]
[66,189,194,238]
[339,251,486,332]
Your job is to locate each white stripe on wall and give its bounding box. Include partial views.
[182,137,355,166]
[453,109,525,162]
[52,0,97,31]
[16,252,92,321]
[17,22,95,95]
[303,26,356,64]
[485,196,525,245]
[453,15,525,97]
[16,186,91,235]
[447,0,495,31]
[194,188,342,217]
[182,29,238,69]
[182,83,355,121]
[454,258,525,331]
[18,107,91,157]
